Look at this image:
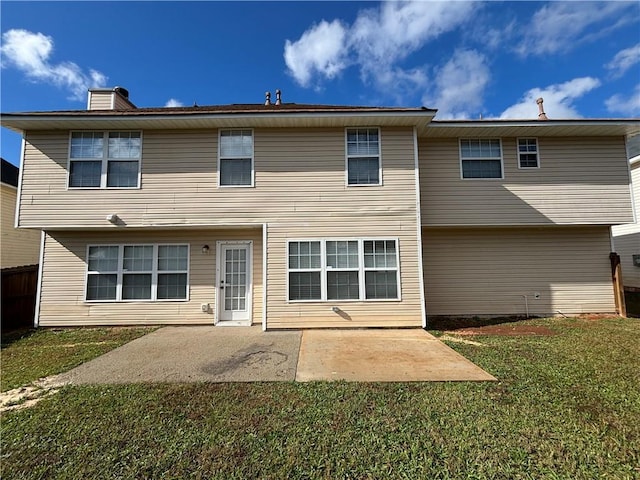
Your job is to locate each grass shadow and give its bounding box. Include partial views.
[1,328,37,349]
[426,315,532,332]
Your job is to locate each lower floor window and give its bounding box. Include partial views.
[288,239,399,301]
[86,244,189,301]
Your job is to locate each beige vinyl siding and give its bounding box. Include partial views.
[38,228,262,326]
[1,183,40,268]
[420,136,633,225]
[266,225,422,329]
[423,226,615,316]
[19,128,418,229]
[262,127,422,328]
[88,91,112,110]
[612,162,640,288]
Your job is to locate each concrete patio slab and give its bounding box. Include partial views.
[59,326,302,384]
[295,329,496,382]
[59,326,495,384]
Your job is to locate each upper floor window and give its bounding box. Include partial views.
[69,131,141,188]
[219,129,253,187]
[346,128,381,185]
[518,138,539,168]
[460,139,503,179]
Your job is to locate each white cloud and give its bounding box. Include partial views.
[0,29,107,100]
[499,77,601,119]
[605,44,640,79]
[165,98,184,108]
[605,84,640,117]
[350,2,476,80]
[422,50,490,119]
[284,20,348,87]
[516,2,635,57]
[284,1,477,93]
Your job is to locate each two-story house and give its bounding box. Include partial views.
[1,87,638,328]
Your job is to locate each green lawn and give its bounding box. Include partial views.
[1,327,155,391]
[2,317,639,479]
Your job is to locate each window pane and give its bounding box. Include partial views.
[327,271,359,300]
[326,241,358,268]
[88,246,119,272]
[518,138,537,152]
[462,159,502,179]
[122,274,152,300]
[158,273,187,299]
[220,158,252,186]
[107,160,139,187]
[364,240,397,268]
[519,153,538,168]
[86,274,117,300]
[347,128,379,156]
[123,246,153,271]
[70,132,103,159]
[289,241,321,270]
[461,139,501,159]
[220,130,253,157]
[365,271,398,299]
[289,272,321,300]
[108,132,141,159]
[348,158,379,185]
[69,160,101,187]
[158,245,188,271]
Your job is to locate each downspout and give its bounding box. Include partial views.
[34,231,46,328]
[262,223,268,331]
[413,127,427,328]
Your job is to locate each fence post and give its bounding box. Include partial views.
[610,252,627,318]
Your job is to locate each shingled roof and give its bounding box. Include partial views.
[6,103,435,116]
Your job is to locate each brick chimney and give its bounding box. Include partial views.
[87,86,136,111]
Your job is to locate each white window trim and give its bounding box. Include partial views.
[286,238,401,303]
[345,127,383,187]
[67,131,142,190]
[84,243,190,302]
[459,138,504,180]
[218,128,255,188]
[517,137,541,169]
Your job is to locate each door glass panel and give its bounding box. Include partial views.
[224,247,248,313]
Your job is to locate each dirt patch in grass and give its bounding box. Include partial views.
[574,313,622,322]
[446,325,556,336]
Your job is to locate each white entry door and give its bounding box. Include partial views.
[216,241,252,325]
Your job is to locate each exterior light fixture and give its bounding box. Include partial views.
[202,245,210,254]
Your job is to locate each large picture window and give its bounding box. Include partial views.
[86,244,188,301]
[219,129,253,186]
[459,138,503,179]
[69,131,141,188]
[346,128,381,185]
[287,239,399,302]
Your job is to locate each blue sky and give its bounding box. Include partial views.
[1,1,639,165]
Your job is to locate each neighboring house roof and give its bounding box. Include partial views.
[1,158,19,187]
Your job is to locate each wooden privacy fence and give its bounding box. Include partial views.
[2,264,38,330]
